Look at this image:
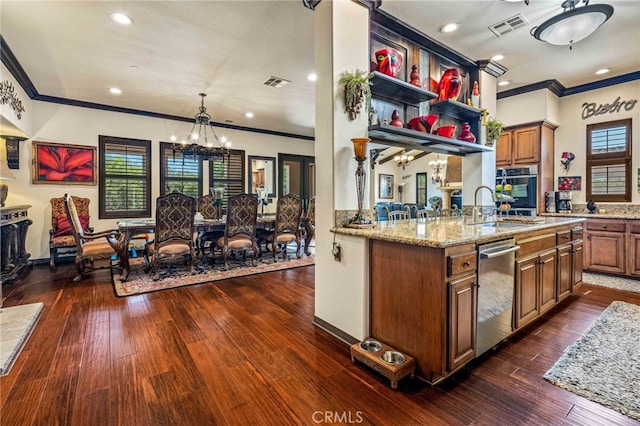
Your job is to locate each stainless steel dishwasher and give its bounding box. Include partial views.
[476,238,519,357]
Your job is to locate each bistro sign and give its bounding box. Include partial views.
[582,96,637,119]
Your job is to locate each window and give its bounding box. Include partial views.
[586,118,632,202]
[209,149,245,206]
[99,136,151,218]
[159,142,202,197]
[416,172,427,205]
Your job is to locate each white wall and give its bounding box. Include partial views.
[0,63,33,137]
[6,100,313,261]
[556,80,640,204]
[497,80,640,205]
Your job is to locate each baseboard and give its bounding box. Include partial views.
[313,316,359,346]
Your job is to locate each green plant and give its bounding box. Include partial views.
[485,116,504,145]
[338,69,373,120]
[428,196,442,210]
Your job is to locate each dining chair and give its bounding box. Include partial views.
[50,195,92,268]
[216,193,259,270]
[195,193,224,258]
[144,192,197,281]
[64,194,125,282]
[417,209,436,220]
[258,193,302,262]
[388,210,410,223]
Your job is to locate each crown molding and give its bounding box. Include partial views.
[497,80,565,99]
[0,36,38,98]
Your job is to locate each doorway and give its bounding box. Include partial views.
[278,154,316,209]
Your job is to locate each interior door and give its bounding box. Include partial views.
[279,154,315,210]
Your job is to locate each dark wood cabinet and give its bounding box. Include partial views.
[584,219,626,274]
[630,221,640,277]
[448,274,476,371]
[557,226,583,299]
[515,255,539,328]
[557,244,572,300]
[572,240,583,287]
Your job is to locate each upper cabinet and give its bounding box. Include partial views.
[496,122,556,167]
[367,22,491,156]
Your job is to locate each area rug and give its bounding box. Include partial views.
[543,301,640,421]
[582,272,640,293]
[0,302,44,375]
[114,254,314,296]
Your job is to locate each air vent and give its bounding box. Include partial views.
[263,76,291,88]
[489,13,529,37]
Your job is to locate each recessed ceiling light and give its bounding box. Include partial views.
[595,68,611,75]
[498,80,511,86]
[109,87,122,95]
[110,12,133,25]
[307,73,318,82]
[245,112,254,118]
[440,23,459,33]
[491,54,505,61]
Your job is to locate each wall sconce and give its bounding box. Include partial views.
[429,157,447,184]
[394,153,414,170]
[560,151,575,172]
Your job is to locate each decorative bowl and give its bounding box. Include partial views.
[359,339,383,353]
[436,125,456,139]
[380,350,405,365]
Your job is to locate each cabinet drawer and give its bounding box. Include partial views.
[586,220,626,233]
[630,221,640,234]
[447,252,477,277]
[556,230,571,245]
[571,227,583,241]
[517,233,556,257]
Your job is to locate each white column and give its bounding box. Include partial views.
[314,0,371,340]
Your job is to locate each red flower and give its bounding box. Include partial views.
[38,146,93,181]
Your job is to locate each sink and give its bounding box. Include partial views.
[481,221,524,229]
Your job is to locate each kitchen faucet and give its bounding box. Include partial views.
[472,185,496,221]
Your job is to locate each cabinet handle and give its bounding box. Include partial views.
[603,225,608,229]
[463,261,471,266]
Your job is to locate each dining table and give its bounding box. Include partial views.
[116,214,313,281]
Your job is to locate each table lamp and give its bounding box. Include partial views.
[345,137,373,228]
[0,156,16,207]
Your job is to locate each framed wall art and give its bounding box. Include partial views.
[558,176,581,191]
[32,141,97,185]
[379,174,394,199]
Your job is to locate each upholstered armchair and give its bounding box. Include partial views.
[64,194,125,282]
[144,192,197,281]
[50,195,92,268]
[258,193,302,262]
[216,193,258,270]
[303,196,315,256]
[195,193,224,258]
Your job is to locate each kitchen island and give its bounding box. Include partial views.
[333,216,585,385]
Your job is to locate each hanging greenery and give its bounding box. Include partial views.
[485,116,504,146]
[338,69,373,121]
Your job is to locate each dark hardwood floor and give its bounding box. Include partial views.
[2,264,639,425]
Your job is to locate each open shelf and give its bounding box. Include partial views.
[368,124,494,155]
[370,71,437,106]
[429,99,482,122]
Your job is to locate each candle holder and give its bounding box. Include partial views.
[257,188,270,217]
[345,137,374,228]
[211,187,225,220]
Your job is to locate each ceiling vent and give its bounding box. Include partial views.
[263,76,291,88]
[489,13,530,37]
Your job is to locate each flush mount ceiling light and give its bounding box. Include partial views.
[595,67,611,75]
[531,0,614,49]
[491,54,505,61]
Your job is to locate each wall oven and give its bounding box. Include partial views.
[496,165,538,216]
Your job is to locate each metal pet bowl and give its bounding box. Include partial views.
[359,339,382,353]
[380,351,405,365]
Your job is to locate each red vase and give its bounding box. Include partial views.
[389,110,403,128]
[375,48,403,78]
[410,65,421,87]
[438,68,462,101]
[457,122,476,143]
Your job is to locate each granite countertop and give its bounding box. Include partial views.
[333,216,585,248]
[543,212,640,220]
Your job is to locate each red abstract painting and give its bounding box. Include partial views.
[33,141,97,185]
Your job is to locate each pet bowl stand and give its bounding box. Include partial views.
[350,338,415,389]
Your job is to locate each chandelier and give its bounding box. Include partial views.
[171,93,232,160]
[429,157,447,184]
[530,0,614,50]
[394,153,414,170]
